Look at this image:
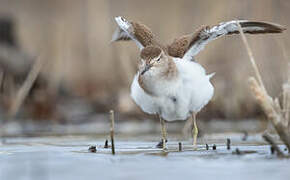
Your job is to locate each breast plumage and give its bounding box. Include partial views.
[131,58,214,121]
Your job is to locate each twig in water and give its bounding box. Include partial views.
[232,148,257,155]
[156,139,168,148]
[206,144,209,150]
[104,139,109,148]
[88,146,96,153]
[226,138,231,150]
[242,131,248,141]
[270,146,275,154]
[262,133,284,157]
[110,110,115,155]
[235,148,241,155]
[178,142,182,152]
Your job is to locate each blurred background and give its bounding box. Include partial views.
[0,0,289,136]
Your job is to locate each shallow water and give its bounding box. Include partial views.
[0,135,289,180]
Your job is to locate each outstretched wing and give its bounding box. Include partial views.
[111,26,131,42]
[167,20,286,61]
[111,16,158,50]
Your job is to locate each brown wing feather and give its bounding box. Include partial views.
[167,20,286,60]
[112,17,165,50]
[131,22,155,47]
[167,26,208,58]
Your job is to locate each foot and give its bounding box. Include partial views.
[156,139,168,148]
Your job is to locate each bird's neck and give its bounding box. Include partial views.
[138,58,178,96]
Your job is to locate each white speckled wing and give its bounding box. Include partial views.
[114,16,144,49]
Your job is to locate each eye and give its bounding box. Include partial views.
[156,57,161,62]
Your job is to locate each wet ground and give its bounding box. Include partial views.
[0,134,289,180]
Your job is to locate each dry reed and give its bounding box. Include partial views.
[237,22,290,153]
[110,110,115,155]
[8,56,44,117]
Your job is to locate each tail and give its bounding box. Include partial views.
[207,72,215,79]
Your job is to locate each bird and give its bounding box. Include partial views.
[111,16,286,150]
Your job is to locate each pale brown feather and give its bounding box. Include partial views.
[167,26,208,59]
[167,21,286,59]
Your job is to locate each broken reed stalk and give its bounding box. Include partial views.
[8,56,44,117]
[262,133,284,157]
[249,78,290,151]
[178,142,182,152]
[237,21,290,153]
[226,138,231,150]
[283,63,290,125]
[236,22,267,93]
[110,110,115,155]
[104,139,109,148]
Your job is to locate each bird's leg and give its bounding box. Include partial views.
[191,112,198,149]
[182,117,192,139]
[158,115,167,150]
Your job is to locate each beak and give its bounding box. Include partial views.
[141,64,152,75]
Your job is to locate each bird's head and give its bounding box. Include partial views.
[139,46,168,75]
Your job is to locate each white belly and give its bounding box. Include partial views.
[130,59,214,121]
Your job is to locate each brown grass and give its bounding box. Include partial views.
[8,56,44,117]
[237,21,290,152]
